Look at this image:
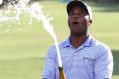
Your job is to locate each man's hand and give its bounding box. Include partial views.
[59,67,67,79]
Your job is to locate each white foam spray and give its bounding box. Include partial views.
[0,0,3,5]
[29,3,62,67]
[0,0,62,67]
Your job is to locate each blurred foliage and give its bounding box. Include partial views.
[61,0,119,3]
[96,0,119,3]
[1,0,119,4]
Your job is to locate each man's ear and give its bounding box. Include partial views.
[89,20,92,24]
[87,15,92,24]
[88,20,92,26]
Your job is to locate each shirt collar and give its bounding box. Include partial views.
[62,35,93,48]
[83,35,92,47]
[62,36,71,48]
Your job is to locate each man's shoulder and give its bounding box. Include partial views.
[92,38,111,52]
[48,44,56,51]
[90,38,112,59]
[48,38,68,50]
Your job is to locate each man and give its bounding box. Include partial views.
[42,0,113,79]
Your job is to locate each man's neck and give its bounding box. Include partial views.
[70,35,88,49]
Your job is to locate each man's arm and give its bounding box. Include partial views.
[42,46,57,79]
[94,48,114,79]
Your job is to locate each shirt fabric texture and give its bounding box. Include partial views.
[42,35,113,79]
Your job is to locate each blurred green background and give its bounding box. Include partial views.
[0,0,119,79]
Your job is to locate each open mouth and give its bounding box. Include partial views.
[73,22,79,24]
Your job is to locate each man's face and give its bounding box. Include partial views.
[68,7,92,37]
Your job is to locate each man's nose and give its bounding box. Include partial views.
[73,15,79,20]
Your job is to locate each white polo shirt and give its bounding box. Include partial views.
[42,35,113,79]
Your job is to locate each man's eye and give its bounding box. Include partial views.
[70,13,74,15]
[79,14,84,16]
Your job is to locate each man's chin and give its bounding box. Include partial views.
[71,32,86,37]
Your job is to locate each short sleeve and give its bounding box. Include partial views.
[94,48,114,79]
[42,46,57,79]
